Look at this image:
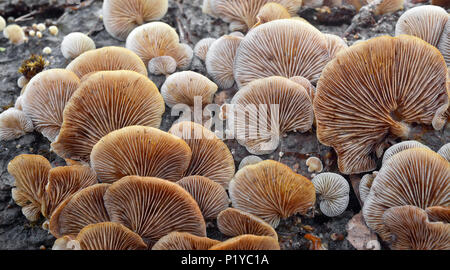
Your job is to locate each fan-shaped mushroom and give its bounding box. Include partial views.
[382,140,430,164]
[254,2,291,27]
[363,148,450,241]
[314,35,449,174]
[91,126,191,183]
[426,206,450,223]
[152,232,220,250]
[0,108,33,141]
[311,173,350,217]
[229,160,316,228]
[437,143,450,161]
[373,0,404,16]
[194,37,217,61]
[238,155,263,170]
[102,0,168,40]
[209,234,280,250]
[60,32,96,59]
[305,157,323,173]
[51,71,165,162]
[22,69,80,142]
[289,76,316,101]
[324,33,348,59]
[359,171,377,204]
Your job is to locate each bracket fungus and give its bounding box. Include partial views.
[314,35,449,174]
[51,71,165,162]
[217,208,278,240]
[102,0,168,40]
[66,46,147,79]
[61,32,96,60]
[229,160,316,228]
[194,37,217,61]
[363,148,450,241]
[169,121,235,188]
[383,205,450,250]
[103,176,206,246]
[177,176,229,220]
[49,184,111,238]
[233,19,331,87]
[229,76,314,155]
[152,232,220,250]
[205,34,243,89]
[22,69,80,142]
[209,234,280,250]
[311,173,350,217]
[437,143,450,161]
[0,108,33,141]
[125,22,193,74]
[91,126,191,183]
[8,154,51,222]
[382,140,430,164]
[161,71,218,108]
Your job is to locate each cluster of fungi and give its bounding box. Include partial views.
[0,0,449,250]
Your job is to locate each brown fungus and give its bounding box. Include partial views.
[209,234,280,250]
[152,232,220,250]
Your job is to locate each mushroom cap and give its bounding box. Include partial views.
[147,55,177,75]
[359,171,377,203]
[426,206,450,223]
[205,34,242,89]
[125,22,191,69]
[374,0,404,16]
[102,0,168,40]
[254,2,291,27]
[208,0,303,31]
[61,32,96,59]
[152,232,220,250]
[91,125,192,183]
[323,33,348,59]
[42,165,98,218]
[229,160,316,228]
[238,155,263,170]
[169,121,235,188]
[311,173,350,217]
[363,148,450,241]
[3,24,26,45]
[51,70,165,162]
[383,205,450,250]
[74,222,147,250]
[437,20,449,66]
[289,76,316,101]
[66,46,147,79]
[104,176,206,246]
[437,143,450,161]
[161,71,218,108]
[395,5,448,48]
[22,69,80,142]
[382,140,431,164]
[0,108,33,141]
[177,175,229,219]
[305,157,323,173]
[52,236,75,250]
[217,208,278,240]
[194,37,217,61]
[49,183,111,238]
[314,35,449,174]
[233,19,330,87]
[209,234,280,250]
[7,154,51,221]
[230,76,314,155]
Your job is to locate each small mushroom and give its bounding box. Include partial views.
[305,157,323,173]
[61,32,96,60]
[102,0,168,40]
[209,234,280,250]
[152,232,220,250]
[217,208,278,240]
[426,206,450,223]
[177,175,229,220]
[254,2,291,27]
[0,108,33,141]
[229,160,316,228]
[382,140,431,164]
[373,0,404,16]
[194,37,217,61]
[3,24,26,45]
[359,171,377,204]
[312,173,350,217]
[147,56,177,75]
[324,33,348,59]
[238,155,263,170]
[161,71,218,108]
[437,143,450,161]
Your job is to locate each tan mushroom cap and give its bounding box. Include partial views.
[41,165,98,218]
[426,206,450,223]
[230,76,314,155]
[147,55,177,75]
[8,154,51,221]
[238,155,263,170]
[437,143,450,161]
[125,22,192,70]
[177,175,229,219]
[254,2,291,27]
[91,126,191,183]
[194,37,217,61]
[311,173,350,217]
[314,35,449,174]
[234,19,330,87]
[52,235,75,250]
[382,141,430,164]
[152,232,220,250]
[373,0,404,16]
[305,157,323,173]
[104,176,206,246]
[289,76,316,101]
[323,33,348,59]
[229,160,316,228]
[3,24,26,45]
[363,148,450,241]
[217,208,278,240]
[49,183,111,238]
[61,32,96,60]
[102,0,168,40]
[51,71,164,162]
[205,34,242,89]
[22,69,80,142]
[0,108,33,141]
[359,171,377,203]
[66,46,147,79]
[74,222,147,250]
[209,234,280,250]
[383,205,450,250]
[161,71,218,108]
[169,121,235,188]
[207,0,302,31]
